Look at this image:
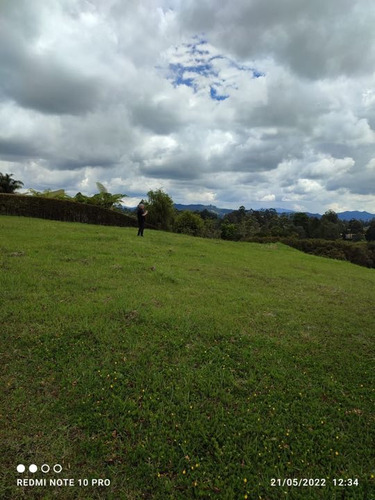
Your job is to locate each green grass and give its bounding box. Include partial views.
[1,215,374,500]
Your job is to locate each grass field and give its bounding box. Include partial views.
[1,215,374,500]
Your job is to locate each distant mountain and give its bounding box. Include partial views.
[305,212,322,219]
[337,211,375,222]
[174,204,298,217]
[174,204,302,218]
[271,207,295,214]
[273,208,323,218]
[270,209,374,221]
[174,204,233,217]
[174,204,375,221]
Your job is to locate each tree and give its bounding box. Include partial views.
[269,214,293,237]
[317,220,341,240]
[201,218,221,239]
[196,209,218,220]
[145,189,175,230]
[322,209,339,224]
[343,219,364,241]
[319,210,344,239]
[74,182,126,209]
[221,223,240,241]
[174,211,204,236]
[365,219,375,241]
[308,217,321,238]
[292,212,310,238]
[0,172,24,193]
[348,219,364,234]
[223,206,247,224]
[237,214,260,240]
[90,182,126,209]
[248,209,278,236]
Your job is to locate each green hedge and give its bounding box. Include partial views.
[0,193,144,228]
[248,236,375,269]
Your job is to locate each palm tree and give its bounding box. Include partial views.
[92,181,127,209]
[0,173,24,193]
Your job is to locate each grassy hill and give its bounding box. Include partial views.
[1,215,374,499]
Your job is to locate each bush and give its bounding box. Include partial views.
[174,211,204,236]
[221,223,240,241]
[248,236,375,269]
[201,219,221,239]
[281,238,375,268]
[0,193,143,228]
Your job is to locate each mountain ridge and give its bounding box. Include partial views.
[173,204,375,221]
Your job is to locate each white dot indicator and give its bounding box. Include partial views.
[29,464,38,473]
[53,464,62,473]
[17,464,25,473]
[41,464,50,473]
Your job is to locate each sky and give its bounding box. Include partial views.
[1,0,375,213]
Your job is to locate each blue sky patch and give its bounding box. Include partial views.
[210,86,229,101]
[165,36,264,101]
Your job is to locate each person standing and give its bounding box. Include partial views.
[137,203,148,236]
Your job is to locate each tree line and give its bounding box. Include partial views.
[137,189,375,243]
[139,190,375,268]
[1,172,374,244]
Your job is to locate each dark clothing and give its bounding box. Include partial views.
[137,207,145,224]
[137,207,146,236]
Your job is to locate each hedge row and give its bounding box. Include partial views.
[248,236,375,269]
[0,193,142,228]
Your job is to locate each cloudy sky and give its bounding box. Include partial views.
[1,0,375,213]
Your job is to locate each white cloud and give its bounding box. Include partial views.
[184,190,217,203]
[1,0,375,214]
[259,194,276,202]
[303,157,355,179]
[366,158,375,171]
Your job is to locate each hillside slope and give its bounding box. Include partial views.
[1,216,374,499]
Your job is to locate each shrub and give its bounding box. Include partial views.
[221,223,240,241]
[248,236,375,269]
[174,211,204,236]
[0,193,142,228]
